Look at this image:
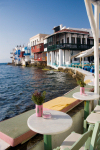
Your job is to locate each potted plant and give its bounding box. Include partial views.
[77,80,86,95]
[31,91,46,117]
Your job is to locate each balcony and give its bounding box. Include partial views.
[47,43,93,51]
[24,47,31,56]
[31,43,44,53]
[30,55,34,59]
[24,53,30,56]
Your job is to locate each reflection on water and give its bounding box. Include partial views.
[0,65,77,121]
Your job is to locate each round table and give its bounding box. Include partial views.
[27,110,72,150]
[73,92,99,119]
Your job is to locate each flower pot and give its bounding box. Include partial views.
[80,87,85,95]
[36,104,43,117]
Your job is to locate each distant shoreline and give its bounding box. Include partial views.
[0,63,8,65]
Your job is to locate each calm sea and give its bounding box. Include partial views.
[0,63,77,121]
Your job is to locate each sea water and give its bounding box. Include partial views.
[0,64,77,121]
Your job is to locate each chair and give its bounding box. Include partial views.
[53,121,100,150]
[93,105,100,114]
[90,68,94,73]
[84,104,100,132]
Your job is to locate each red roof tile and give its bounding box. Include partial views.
[55,29,89,34]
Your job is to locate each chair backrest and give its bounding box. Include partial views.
[63,121,100,150]
[53,121,100,150]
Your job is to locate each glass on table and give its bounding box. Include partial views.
[43,112,51,119]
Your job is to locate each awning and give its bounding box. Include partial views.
[76,46,94,58]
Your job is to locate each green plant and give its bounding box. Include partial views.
[31,91,46,105]
[77,80,86,87]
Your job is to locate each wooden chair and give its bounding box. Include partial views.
[53,121,100,150]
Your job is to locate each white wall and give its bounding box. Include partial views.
[25,56,30,62]
[21,47,25,52]
[72,51,80,63]
[65,50,71,64]
[44,39,47,52]
[21,58,25,66]
[30,34,49,47]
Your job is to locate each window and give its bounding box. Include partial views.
[35,54,37,59]
[44,44,47,48]
[62,39,64,44]
[82,38,86,44]
[35,40,36,45]
[90,39,94,45]
[71,37,75,44]
[67,37,69,43]
[56,41,59,45]
[37,45,39,49]
[74,58,77,61]
[33,41,34,46]
[31,42,32,46]
[77,38,81,44]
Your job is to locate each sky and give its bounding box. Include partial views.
[0,0,92,63]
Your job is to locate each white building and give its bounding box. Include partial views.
[44,25,98,67]
[30,34,49,63]
[24,43,31,66]
[19,46,25,66]
[14,45,22,65]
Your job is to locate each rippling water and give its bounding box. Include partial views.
[0,64,77,121]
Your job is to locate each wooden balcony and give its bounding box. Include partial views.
[47,43,93,51]
[31,43,44,53]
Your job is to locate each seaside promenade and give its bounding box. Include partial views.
[0,67,96,150]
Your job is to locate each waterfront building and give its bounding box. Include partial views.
[30,34,49,64]
[10,48,16,64]
[24,43,31,66]
[14,45,21,65]
[44,24,97,67]
[19,46,25,66]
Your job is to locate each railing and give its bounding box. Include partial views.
[24,53,30,56]
[47,43,93,51]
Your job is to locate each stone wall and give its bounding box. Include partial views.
[58,67,85,82]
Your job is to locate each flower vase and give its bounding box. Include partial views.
[80,87,85,95]
[36,104,43,117]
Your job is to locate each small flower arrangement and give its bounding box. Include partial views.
[77,80,86,87]
[31,91,46,105]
